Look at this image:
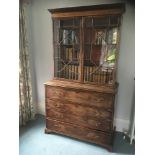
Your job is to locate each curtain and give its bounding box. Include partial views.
[19,1,34,126]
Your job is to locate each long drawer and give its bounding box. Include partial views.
[46,108,113,131]
[46,98,112,121]
[46,118,113,146]
[46,86,114,109]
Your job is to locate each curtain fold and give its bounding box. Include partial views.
[19,1,34,126]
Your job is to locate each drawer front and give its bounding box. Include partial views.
[46,118,112,145]
[46,98,112,120]
[46,86,114,109]
[46,109,112,131]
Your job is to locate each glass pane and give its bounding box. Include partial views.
[83,16,117,84]
[74,17,80,26]
[84,28,92,44]
[84,45,91,61]
[93,16,109,26]
[53,20,60,44]
[53,18,80,80]
[60,18,80,27]
[60,19,73,27]
[107,28,118,44]
[85,17,93,27]
[84,66,113,84]
[94,29,107,45]
[106,45,116,68]
[59,29,79,45]
[110,15,119,26]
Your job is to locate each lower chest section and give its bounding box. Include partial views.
[45,84,115,148]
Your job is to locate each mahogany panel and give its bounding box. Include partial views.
[49,3,125,14]
[46,108,113,131]
[46,85,114,109]
[45,118,113,146]
[46,98,112,120]
[44,80,117,94]
[51,9,123,18]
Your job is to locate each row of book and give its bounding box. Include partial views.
[61,30,79,45]
[60,47,79,61]
[95,28,118,45]
[84,66,113,84]
[55,64,79,80]
[55,64,113,84]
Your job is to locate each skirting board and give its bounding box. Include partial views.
[37,103,130,132]
[114,118,130,132]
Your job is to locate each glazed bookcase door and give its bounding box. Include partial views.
[53,15,120,85]
[83,16,120,85]
[53,17,81,81]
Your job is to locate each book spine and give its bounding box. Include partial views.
[107,69,113,84]
[68,48,73,61]
[87,66,89,82]
[103,70,106,84]
[89,66,92,82]
[74,65,76,80]
[65,48,68,61]
[100,71,103,83]
[73,65,75,80]
[77,66,79,80]
[66,65,68,79]
[63,30,68,45]
[84,66,86,81]
[105,69,108,83]
[64,65,66,79]
[98,68,101,83]
[69,65,71,80]
[92,66,95,82]
[71,65,73,80]
[84,66,87,82]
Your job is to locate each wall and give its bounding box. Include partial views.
[26,0,135,132]
[115,1,135,131]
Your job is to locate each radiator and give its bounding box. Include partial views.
[123,110,135,144]
[130,111,135,144]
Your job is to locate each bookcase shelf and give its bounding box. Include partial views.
[60,26,80,29]
[55,44,80,47]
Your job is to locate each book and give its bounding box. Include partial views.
[112,28,118,44]
[76,66,79,80]
[68,48,73,61]
[103,70,107,83]
[65,48,68,61]
[62,30,69,45]
[89,66,93,82]
[95,30,105,45]
[107,28,118,44]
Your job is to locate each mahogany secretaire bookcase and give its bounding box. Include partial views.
[44,3,125,151]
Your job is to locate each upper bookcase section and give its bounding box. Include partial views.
[48,3,125,18]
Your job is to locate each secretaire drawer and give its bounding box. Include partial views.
[45,86,114,109]
[46,118,113,146]
[46,98,112,120]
